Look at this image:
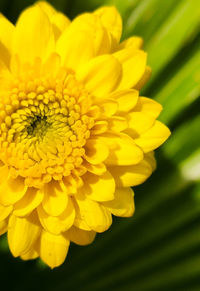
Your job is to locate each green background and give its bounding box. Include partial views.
[0,0,200,290]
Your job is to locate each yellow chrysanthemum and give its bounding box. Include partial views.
[0,2,170,268]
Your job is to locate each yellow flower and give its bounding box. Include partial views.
[0,2,170,268]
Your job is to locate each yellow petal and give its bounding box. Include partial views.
[85,138,109,164]
[56,28,94,71]
[0,164,9,184]
[73,13,111,55]
[81,171,115,202]
[94,6,122,43]
[65,226,96,246]
[135,66,152,90]
[40,230,70,268]
[37,1,56,17]
[8,212,41,257]
[145,151,157,171]
[108,158,154,187]
[21,240,39,260]
[107,116,128,132]
[42,181,68,217]
[42,52,61,77]
[114,49,147,90]
[125,111,155,137]
[77,54,121,97]
[83,161,107,176]
[73,203,91,231]
[56,13,110,70]
[118,36,143,50]
[0,59,11,84]
[91,121,108,135]
[99,132,143,166]
[37,197,75,235]
[13,187,44,217]
[37,1,70,39]
[108,89,139,113]
[103,187,134,217]
[96,99,118,115]
[0,219,8,235]
[52,12,70,39]
[133,97,163,119]
[13,4,54,64]
[135,120,171,152]
[74,194,112,232]
[0,13,14,66]
[0,203,13,221]
[0,175,27,206]
[21,248,39,261]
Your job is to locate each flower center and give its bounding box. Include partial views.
[0,67,95,188]
[26,115,50,138]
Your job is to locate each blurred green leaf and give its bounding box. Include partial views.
[154,45,200,124]
[163,115,200,164]
[145,0,200,84]
[123,0,181,42]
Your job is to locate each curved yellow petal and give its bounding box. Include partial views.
[0,58,11,85]
[21,244,39,261]
[0,175,27,206]
[72,13,111,55]
[0,203,13,221]
[125,111,155,137]
[42,181,68,217]
[40,230,70,268]
[56,13,110,70]
[37,197,75,235]
[83,161,107,176]
[91,121,108,135]
[96,99,118,115]
[37,1,56,17]
[108,89,139,113]
[56,27,94,71]
[135,66,152,90]
[0,165,9,184]
[65,226,96,246]
[107,116,128,132]
[99,132,143,166]
[13,187,44,217]
[74,194,112,232]
[85,138,109,164]
[114,48,147,90]
[118,36,143,50]
[42,52,61,77]
[13,4,54,64]
[145,151,157,171]
[52,12,70,39]
[103,187,134,217]
[77,54,121,97]
[133,97,163,119]
[0,13,14,67]
[94,6,122,43]
[135,120,171,153]
[108,158,154,187]
[81,171,115,202]
[37,1,70,40]
[0,219,8,235]
[8,212,41,257]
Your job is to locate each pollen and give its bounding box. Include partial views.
[0,65,94,188]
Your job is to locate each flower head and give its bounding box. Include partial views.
[0,2,170,268]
